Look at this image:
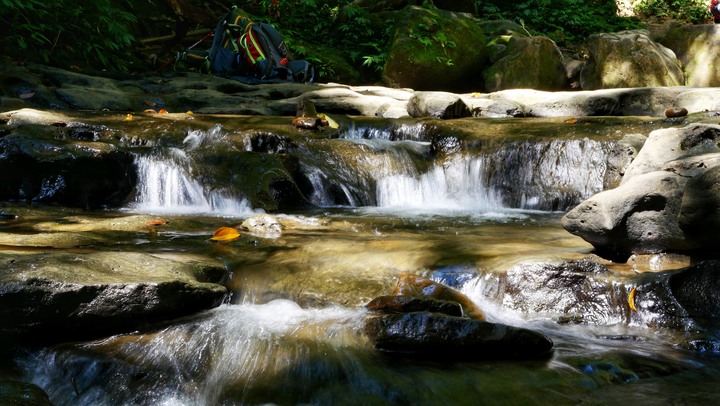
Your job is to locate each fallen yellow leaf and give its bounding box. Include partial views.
[210,227,240,242]
[124,114,133,121]
[565,118,578,124]
[628,286,638,312]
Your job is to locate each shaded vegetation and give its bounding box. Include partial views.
[0,0,714,79]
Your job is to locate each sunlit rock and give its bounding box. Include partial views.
[562,171,687,259]
[241,214,283,238]
[622,124,720,183]
[580,30,684,89]
[407,91,471,119]
[392,272,485,320]
[658,24,720,87]
[0,251,228,345]
[483,36,568,92]
[364,312,553,360]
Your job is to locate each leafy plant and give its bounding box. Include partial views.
[634,0,709,24]
[0,0,137,70]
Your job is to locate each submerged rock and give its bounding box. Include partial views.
[366,295,463,317]
[392,272,485,320]
[364,312,553,360]
[0,379,52,406]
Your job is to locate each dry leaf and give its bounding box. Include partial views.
[158,109,169,114]
[210,227,240,242]
[145,219,168,227]
[628,287,638,312]
[124,114,133,121]
[565,118,578,124]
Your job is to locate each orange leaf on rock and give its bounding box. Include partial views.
[158,109,169,114]
[145,219,168,227]
[210,227,240,242]
[628,287,638,312]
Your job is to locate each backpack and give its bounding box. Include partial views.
[177,6,314,84]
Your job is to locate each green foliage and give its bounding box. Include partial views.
[0,0,137,70]
[247,0,392,81]
[634,0,709,24]
[475,0,640,43]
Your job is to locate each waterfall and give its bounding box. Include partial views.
[130,154,253,216]
[376,155,503,212]
[129,126,254,216]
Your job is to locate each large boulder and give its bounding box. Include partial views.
[0,110,137,208]
[483,36,568,92]
[382,6,488,92]
[580,30,684,90]
[562,124,720,259]
[562,171,687,260]
[622,124,720,182]
[0,251,228,345]
[658,24,720,87]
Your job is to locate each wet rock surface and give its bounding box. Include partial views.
[0,251,228,345]
[364,312,554,360]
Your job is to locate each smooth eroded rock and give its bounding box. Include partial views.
[365,312,553,360]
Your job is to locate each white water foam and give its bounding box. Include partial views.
[375,155,504,214]
[129,154,254,216]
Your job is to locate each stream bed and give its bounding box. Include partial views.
[2,111,720,404]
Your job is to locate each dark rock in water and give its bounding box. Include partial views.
[366,295,463,317]
[0,252,228,346]
[665,107,688,118]
[0,213,18,221]
[0,379,52,406]
[670,260,720,321]
[392,272,485,320]
[364,312,554,360]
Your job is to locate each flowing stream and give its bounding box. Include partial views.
[3,115,720,405]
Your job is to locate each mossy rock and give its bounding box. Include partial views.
[483,36,568,92]
[382,6,488,92]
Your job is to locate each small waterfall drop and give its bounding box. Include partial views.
[129,126,254,216]
[376,155,502,212]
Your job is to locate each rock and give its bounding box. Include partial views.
[364,312,553,360]
[657,24,720,87]
[622,124,720,183]
[580,30,684,90]
[670,260,720,321]
[382,6,488,92]
[366,295,463,317]
[665,107,688,118]
[407,91,471,118]
[241,214,283,238]
[0,112,137,208]
[0,379,52,406]
[483,36,568,92]
[0,251,228,345]
[392,272,485,319]
[678,165,720,249]
[561,171,687,259]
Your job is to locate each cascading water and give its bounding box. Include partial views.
[8,113,714,406]
[129,126,254,216]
